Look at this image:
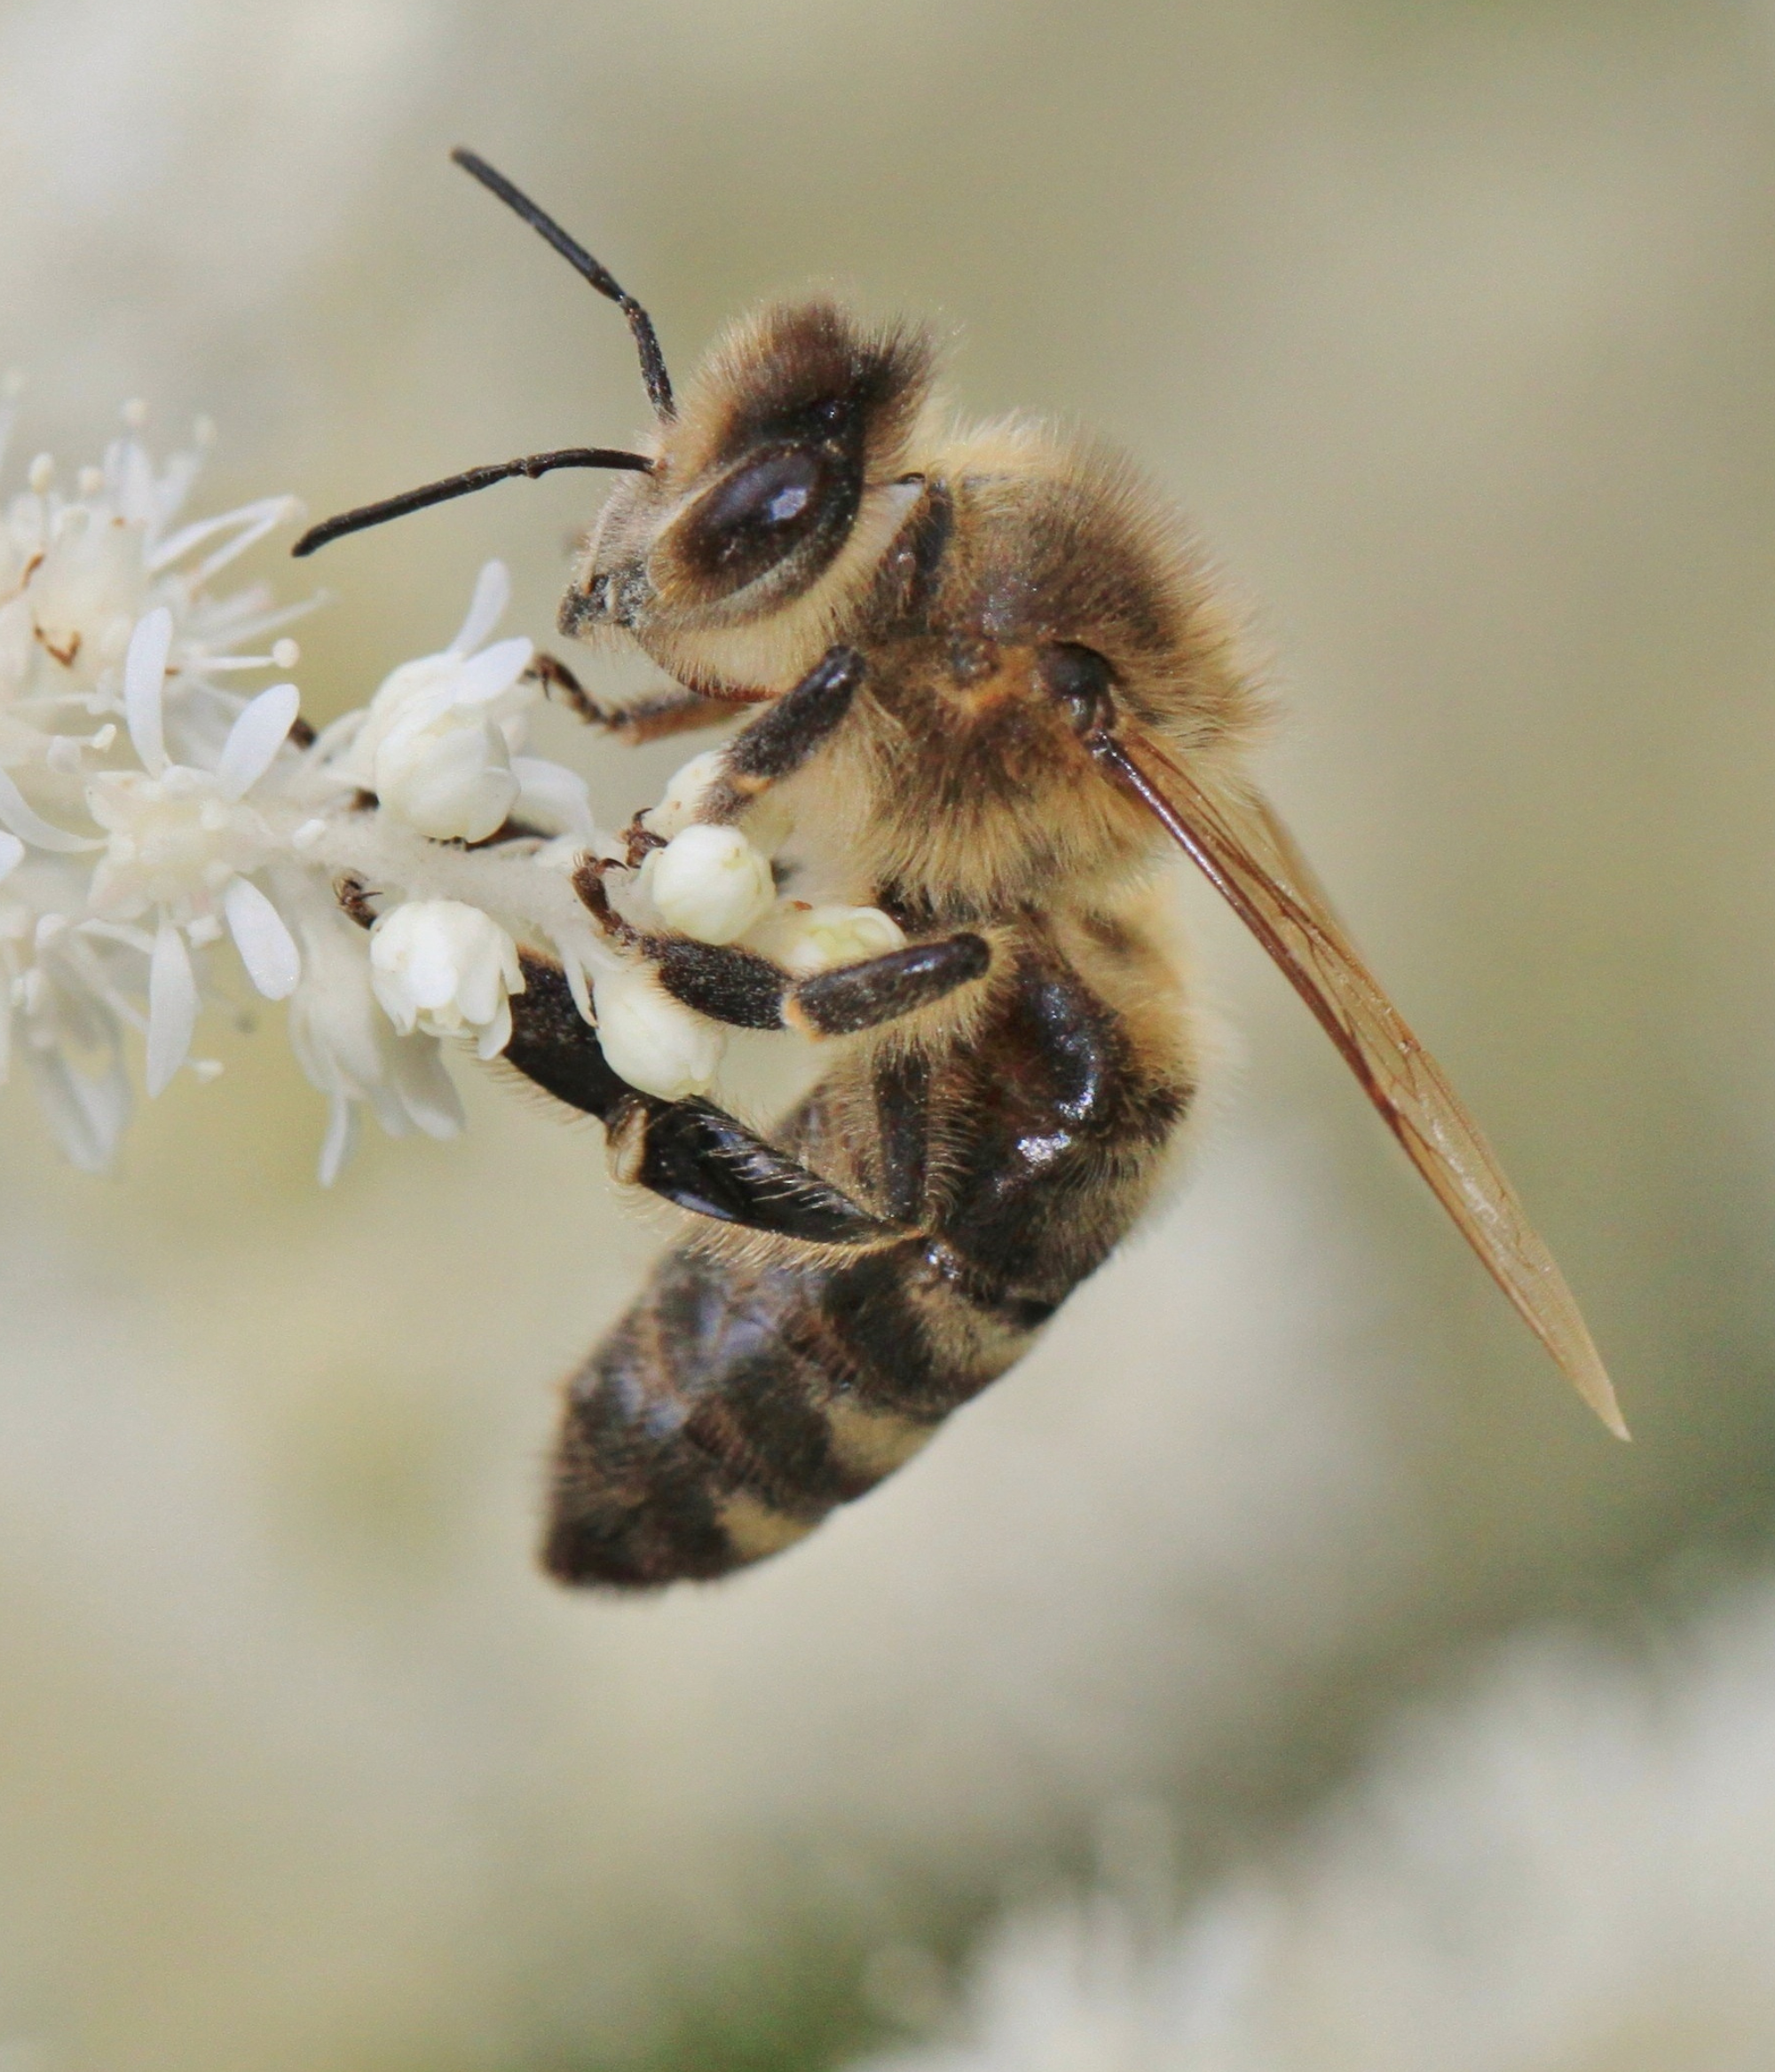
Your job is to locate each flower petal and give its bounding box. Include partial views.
[224,876,301,1000]
[511,755,594,835]
[591,963,724,1101]
[0,763,101,852]
[188,496,302,585]
[452,635,533,707]
[146,917,199,1095]
[123,607,174,777]
[560,945,595,1024]
[448,559,509,656]
[387,1034,464,1140]
[0,832,22,882]
[476,994,513,1061]
[318,1095,357,1188]
[148,494,297,576]
[27,1046,132,1172]
[215,681,300,799]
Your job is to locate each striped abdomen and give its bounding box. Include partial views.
[542,930,1192,1588]
[542,1238,1038,1585]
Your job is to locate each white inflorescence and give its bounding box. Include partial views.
[0,397,897,1180]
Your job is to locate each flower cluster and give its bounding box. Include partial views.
[0,399,897,1180]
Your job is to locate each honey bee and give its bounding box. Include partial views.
[296,150,1623,1588]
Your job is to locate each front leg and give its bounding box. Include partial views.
[503,956,899,1246]
[528,652,766,745]
[644,644,865,831]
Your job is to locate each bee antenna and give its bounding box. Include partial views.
[289,446,653,558]
[451,147,675,420]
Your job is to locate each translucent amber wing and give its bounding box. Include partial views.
[1099,734,1624,1437]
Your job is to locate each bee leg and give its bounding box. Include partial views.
[548,645,867,885]
[501,952,634,1117]
[788,936,992,1035]
[571,857,996,1034]
[634,932,994,1035]
[526,653,743,745]
[645,939,790,1028]
[686,644,866,822]
[609,1097,901,1245]
[502,953,899,1246]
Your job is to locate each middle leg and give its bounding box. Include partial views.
[572,861,993,1036]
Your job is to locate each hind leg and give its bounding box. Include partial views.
[504,956,899,1246]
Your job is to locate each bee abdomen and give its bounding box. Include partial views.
[541,1239,1019,1589]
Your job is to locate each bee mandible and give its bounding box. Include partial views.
[295,149,1623,1588]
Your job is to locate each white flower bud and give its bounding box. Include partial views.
[369,899,525,1060]
[645,823,777,945]
[335,623,535,834]
[373,708,518,842]
[591,961,724,1101]
[641,748,725,840]
[744,901,906,977]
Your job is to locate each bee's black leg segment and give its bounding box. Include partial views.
[647,931,993,1037]
[651,939,790,1029]
[697,644,865,821]
[617,1098,899,1245]
[502,955,633,1119]
[788,934,992,1037]
[501,955,896,1245]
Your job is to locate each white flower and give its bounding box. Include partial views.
[286,902,463,1184]
[590,960,724,1101]
[509,755,595,838]
[80,610,302,1093]
[375,708,519,842]
[24,502,147,679]
[0,410,770,1176]
[643,822,777,945]
[0,405,306,744]
[744,900,905,977]
[369,898,525,1061]
[336,561,534,842]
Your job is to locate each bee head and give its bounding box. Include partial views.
[289,157,935,663]
[562,301,936,687]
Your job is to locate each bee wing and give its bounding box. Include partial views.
[1100,732,1625,1438]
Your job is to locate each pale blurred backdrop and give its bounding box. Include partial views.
[4,2,1775,2068]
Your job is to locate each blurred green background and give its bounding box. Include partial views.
[4,1,1774,2066]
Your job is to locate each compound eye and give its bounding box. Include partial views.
[1037,642,1116,735]
[675,447,844,589]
